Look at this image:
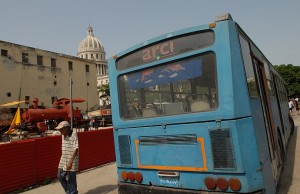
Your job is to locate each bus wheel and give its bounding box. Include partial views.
[289,114,295,134]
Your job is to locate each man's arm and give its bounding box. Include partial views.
[67,148,78,170]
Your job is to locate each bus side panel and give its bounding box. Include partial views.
[235,117,266,191]
[279,100,292,144]
[249,99,276,194]
[227,21,254,119]
[269,97,288,151]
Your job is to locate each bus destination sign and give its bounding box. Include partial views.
[116,31,214,71]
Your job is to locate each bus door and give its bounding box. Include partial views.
[253,58,281,181]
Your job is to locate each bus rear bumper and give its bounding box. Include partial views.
[118,182,264,194]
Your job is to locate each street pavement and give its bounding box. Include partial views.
[22,113,300,194]
[21,163,118,194]
[276,112,300,194]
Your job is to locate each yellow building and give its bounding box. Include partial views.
[0,40,99,112]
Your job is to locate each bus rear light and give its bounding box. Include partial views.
[128,172,135,182]
[216,177,228,191]
[229,178,241,191]
[135,172,143,183]
[121,171,128,181]
[209,23,216,28]
[204,177,216,190]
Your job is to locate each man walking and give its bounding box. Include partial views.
[56,121,79,194]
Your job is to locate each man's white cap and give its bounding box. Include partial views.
[55,121,70,130]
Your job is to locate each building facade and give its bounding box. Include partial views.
[77,26,109,107]
[0,40,99,112]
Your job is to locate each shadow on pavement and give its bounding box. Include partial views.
[85,184,117,194]
[276,122,298,193]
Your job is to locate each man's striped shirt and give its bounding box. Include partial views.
[58,131,79,171]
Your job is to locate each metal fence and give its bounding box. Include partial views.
[0,128,115,194]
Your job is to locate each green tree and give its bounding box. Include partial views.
[274,64,300,97]
[97,84,110,107]
[97,84,110,97]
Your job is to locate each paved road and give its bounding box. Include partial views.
[22,114,300,194]
[22,163,118,194]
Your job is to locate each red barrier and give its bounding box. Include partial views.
[0,140,37,194]
[35,135,62,182]
[0,128,115,194]
[78,128,116,171]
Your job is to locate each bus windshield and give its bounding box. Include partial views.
[118,52,217,119]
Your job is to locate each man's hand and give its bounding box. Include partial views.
[67,161,72,170]
[67,148,78,171]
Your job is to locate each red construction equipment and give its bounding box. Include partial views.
[21,98,85,132]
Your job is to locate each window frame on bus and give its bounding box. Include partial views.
[115,30,215,71]
[117,52,218,120]
[238,33,259,99]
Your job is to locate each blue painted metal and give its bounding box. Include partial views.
[109,17,289,194]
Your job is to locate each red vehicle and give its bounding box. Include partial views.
[22,98,86,132]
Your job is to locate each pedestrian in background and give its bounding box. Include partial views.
[91,117,96,129]
[295,99,300,115]
[56,121,79,194]
[289,100,294,113]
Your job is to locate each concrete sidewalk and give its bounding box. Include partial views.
[22,163,118,194]
[276,113,300,193]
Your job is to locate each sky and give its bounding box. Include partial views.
[1,0,299,66]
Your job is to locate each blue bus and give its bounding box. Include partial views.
[108,13,294,194]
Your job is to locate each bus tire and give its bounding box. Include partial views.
[289,114,295,134]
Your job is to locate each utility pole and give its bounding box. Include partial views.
[70,77,73,129]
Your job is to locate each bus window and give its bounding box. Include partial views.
[239,34,259,98]
[118,52,217,119]
[116,31,214,71]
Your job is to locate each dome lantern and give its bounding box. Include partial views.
[87,26,94,36]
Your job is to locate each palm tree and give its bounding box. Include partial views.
[97,84,110,108]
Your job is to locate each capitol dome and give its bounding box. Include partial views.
[77,26,105,56]
[77,26,108,107]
